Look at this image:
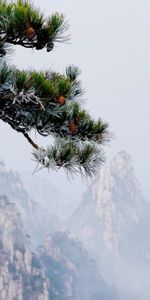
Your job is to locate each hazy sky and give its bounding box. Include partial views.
[0,0,150,198]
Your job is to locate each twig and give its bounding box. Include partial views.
[23,132,39,150]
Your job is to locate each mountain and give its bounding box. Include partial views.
[68,151,150,299]
[0,195,49,300]
[38,231,118,300]
[0,161,119,299]
[20,172,82,221]
[0,197,118,300]
[0,161,64,248]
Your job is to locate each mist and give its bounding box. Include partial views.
[1,0,150,198]
[0,0,150,299]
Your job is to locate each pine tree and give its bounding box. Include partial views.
[0,0,110,177]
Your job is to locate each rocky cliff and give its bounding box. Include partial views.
[0,161,119,300]
[68,151,150,299]
[0,195,49,300]
[69,151,150,258]
[39,231,118,300]
[0,161,64,248]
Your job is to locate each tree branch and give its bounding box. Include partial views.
[23,132,39,150]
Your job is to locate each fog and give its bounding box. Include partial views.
[0,1,150,299]
[0,0,150,198]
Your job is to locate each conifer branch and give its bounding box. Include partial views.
[0,0,69,56]
[23,132,39,150]
[0,0,110,176]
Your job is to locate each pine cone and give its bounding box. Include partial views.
[24,26,36,39]
[69,122,77,134]
[57,95,65,105]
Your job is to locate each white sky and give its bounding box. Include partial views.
[0,0,150,198]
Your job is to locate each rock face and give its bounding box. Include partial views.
[0,162,64,248]
[0,161,119,300]
[0,196,49,300]
[69,152,148,257]
[68,151,150,299]
[39,231,118,300]
[0,196,118,300]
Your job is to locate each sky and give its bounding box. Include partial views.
[0,0,150,198]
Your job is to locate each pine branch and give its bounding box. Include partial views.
[32,139,105,177]
[23,132,39,150]
[0,64,109,146]
[0,0,69,56]
[0,1,110,177]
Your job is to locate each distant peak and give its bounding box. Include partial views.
[110,150,133,178]
[115,151,132,161]
[111,151,132,168]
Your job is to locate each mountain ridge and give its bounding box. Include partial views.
[0,160,119,299]
[67,151,150,299]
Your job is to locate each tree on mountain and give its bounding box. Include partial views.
[0,0,110,176]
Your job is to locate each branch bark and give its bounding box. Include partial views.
[23,132,39,150]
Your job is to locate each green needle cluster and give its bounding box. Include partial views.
[0,0,110,177]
